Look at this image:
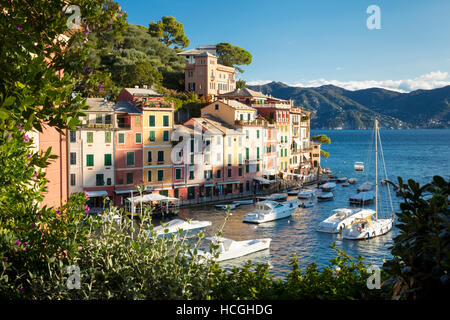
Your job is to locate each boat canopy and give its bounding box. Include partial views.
[253,177,272,185]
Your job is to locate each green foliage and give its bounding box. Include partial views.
[148,16,190,49]
[209,244,380,300]
[312,134,331,144]
[236,79,247,89]
[383,176,449,300]
[216,43,252,73]
[115,61,163,89]
[312,134,331,159]
[320,150,330,159]
[84,24,186,94]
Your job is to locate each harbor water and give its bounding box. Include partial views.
[158,129,450,278]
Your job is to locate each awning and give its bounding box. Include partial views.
[204,183,215,187]
[114,189,138,194]
[253,177,271,185]
[127,193,178,203]
[218,180,241,185]
[303,153,311,159]
[294,138,301,146]
[85,190,108,197]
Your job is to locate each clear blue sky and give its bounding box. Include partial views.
[119,0,450,91]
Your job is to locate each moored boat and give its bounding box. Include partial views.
[317,208,374,233]
[215,203,239,210]
[349,191,375,205]
[354,162,364,171]
[232,199,253,206]
[256,193,288,202]
[297,189,316,199]
[357,181,374,193]
[317,192,334,202]
[148,219,212,239]
[348,178,357,184]
[243,199,297,224]
[336,177,348,183]
[343,119,395,240]
[195,237,272,262]
[320,182,336,192]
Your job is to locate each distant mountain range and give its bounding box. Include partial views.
[247,82,450,129]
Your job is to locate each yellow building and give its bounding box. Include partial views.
[142,102,175,196]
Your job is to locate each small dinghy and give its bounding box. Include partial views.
[148,219,212,239]
[299,201,314,208]
[317,192,334,202]
[348,178,357,185]
[342,183,349,187]
[232,199,253,206]
[196,237,272,262]
[215,203,239,210]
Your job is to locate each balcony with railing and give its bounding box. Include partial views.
[234,119,267,126]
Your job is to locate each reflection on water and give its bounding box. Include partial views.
[152,130,450,279]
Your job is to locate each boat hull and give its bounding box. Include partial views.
[342,219,393,240]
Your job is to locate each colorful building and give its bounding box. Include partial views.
[178,46,236,100]
[117,87,175,197]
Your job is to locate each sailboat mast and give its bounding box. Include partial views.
[375,119,378,221]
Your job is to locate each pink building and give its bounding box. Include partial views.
[113,101,144,206]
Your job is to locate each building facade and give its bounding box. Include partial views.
[178,47,236,100]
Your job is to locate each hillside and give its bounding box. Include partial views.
[248,82,450,129]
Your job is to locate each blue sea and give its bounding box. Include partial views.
[172,130,450,278]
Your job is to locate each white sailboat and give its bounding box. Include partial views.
[342,119,395,240]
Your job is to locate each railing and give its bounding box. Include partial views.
[234,119,266,126]
[85,123,114,129]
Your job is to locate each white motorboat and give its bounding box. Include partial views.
[317,192,334,201]
[349,191,375,205]
[343,119,395,240]
[348,178,357,185]
[297,189,316,199]
[232,199,253,206]
[317,208,374,233]
[195,237,271,262]
[215,203,239,210]
[354,162,364,171]
[256,193,288,202]
[148,219,212,239]
[357,181,374,192]
[320,182,336,192]
[242,199,297,224]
